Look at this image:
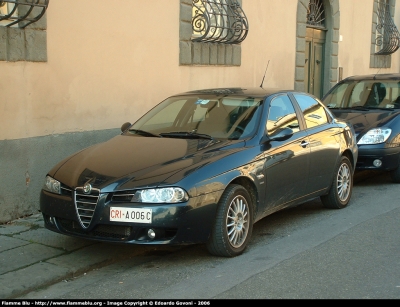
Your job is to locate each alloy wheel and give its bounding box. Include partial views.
[226,195,249,248]
[337,162,351,201]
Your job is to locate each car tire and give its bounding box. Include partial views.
[206,184,253,257]
[390,164,400,183]
[321,156,353,209]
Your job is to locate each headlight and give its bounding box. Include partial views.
[132,187,189,203]
[358,128,391,145]
[43,176,61,194]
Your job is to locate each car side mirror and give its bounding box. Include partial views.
[121,122,132,132]
[268,127,294,141]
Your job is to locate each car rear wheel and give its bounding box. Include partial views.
[321,156,353,209]
[206,184,253,257]
[390,164,400,183]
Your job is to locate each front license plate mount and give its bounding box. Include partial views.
[110,207,152,223]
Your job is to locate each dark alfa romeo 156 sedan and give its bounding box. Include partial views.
[40,87,358,257]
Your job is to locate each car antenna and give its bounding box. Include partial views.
[374,67,382,80]
[260,60,270,88]
[373,59,385,79]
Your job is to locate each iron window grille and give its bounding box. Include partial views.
[192,0,248,44]
[306,0,325,29]
[0,0,48,28]
[374,0,400,55]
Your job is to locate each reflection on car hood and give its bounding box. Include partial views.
[49,135,242,191]
[330,109,400,138]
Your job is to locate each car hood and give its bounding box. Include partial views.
[330,109,400,138]
[49,135,243,191]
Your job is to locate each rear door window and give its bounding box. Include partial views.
[294,94,329,129]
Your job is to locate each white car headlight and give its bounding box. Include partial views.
[43,176,61,194]
[132,187,189,203]
[358,128,391,145]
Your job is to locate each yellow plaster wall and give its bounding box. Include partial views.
[1,0,399,141]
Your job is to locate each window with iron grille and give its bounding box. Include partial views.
[179,0,248,66]
[0,0,49,62]
[306,0,325,29]
[191,0,248,44]
[370,0,399,68]
[374,0,400,55]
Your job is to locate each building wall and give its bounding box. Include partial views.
[1,0,399,223]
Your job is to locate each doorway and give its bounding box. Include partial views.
[305,27,326,99]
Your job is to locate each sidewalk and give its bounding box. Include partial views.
[0,213,149,299]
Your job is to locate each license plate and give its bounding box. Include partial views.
[110,207,152,223]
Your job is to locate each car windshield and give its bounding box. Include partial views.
[322,79,400,110]
[126,95,264,140]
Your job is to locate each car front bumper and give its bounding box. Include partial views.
[355,144,400,171]
[40,189,220,245]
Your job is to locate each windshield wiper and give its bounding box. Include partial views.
[160,131,213,140]
[350,106,371,111]
[128,129,160,137]
[350,105,398,111]
[326,105,370,111]
[370,106,400,111]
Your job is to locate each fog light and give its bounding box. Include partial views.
[147,229,156,239]
[373,159,382,167]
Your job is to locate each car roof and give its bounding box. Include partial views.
[172,87,300,99]
[341,73,400,82]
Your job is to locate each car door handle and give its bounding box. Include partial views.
[300,140,309,148]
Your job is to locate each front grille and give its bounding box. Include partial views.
[74,187,100,228]
[58,218,133,240]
